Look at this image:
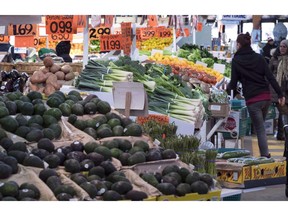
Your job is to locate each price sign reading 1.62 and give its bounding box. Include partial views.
[100,34,122,52]
[8,24,37,36]
[45,15,76,35]
[89,27,111,40]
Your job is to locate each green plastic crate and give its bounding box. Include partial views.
[265,105,276,120]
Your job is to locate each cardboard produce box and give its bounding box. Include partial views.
[208,102,230,117]
[216,159,286,189]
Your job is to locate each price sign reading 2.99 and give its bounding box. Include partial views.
[45,15,76,35]
[89,27,111,40]
[8,24,37,36]
[100,34,122,52]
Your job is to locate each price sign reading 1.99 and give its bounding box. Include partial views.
[8,24,37,36]
[100,34,122,52]
[89,27,111,40]
[45,15,77,35]
[158,28,173,38]
[0,35,10,43]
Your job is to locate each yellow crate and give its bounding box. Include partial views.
[217,166,251,184]
[143,196,158,201]
[251,161,286,180]
[156,190,221,201]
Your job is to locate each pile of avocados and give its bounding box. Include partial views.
[139,164,214,196]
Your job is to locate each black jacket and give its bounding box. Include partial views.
[227,46,283,101]
[262,43,276,62]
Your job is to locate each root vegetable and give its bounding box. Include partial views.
[55,71,65,80]
[30,71,47,84]
[50,64,61,73]
[43,56,54,67]
[65,72,75,81]
[61,64,72,74]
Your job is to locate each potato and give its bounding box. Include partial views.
[40,66,50,73]
[61,64,72,74]
[55,71,65,80]
[29,82,39,91]
[65,72,75,81]
[50,63,61,73]
[43,56,54,67]
[46,74,58,89]
[30,71,47,84]
[44,84,56,96]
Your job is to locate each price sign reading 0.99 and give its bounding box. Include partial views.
[45,15,76,35]
[100,34,122,52]
[89,27,111,40]
[8,24,37,36]
[0,35,10,43]
[158,28,173,38]
[48,33,73,41]
[140,27,156,40]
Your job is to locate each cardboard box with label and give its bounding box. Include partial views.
[216,160,286,188]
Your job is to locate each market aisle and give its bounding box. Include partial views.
[251,135,285,159]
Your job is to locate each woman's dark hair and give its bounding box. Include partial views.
[272,46,281,59]
[237,32,251,48]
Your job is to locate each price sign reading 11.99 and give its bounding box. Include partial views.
[45,15,76,35]
[8,24,37,36]
[100,34,122,52]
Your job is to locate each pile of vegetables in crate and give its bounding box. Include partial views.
[75,56,207,126]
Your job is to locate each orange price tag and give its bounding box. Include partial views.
[73,15,87,28]
[34,36,47,47]
[48,33,73,41]
[176,28,190,37]
[45,15,77,35]
[89,26,111,40]
[147,15,158,27]
[157,27,173,38]
[121,22,132,38]
[122,38,132,56]
[0,35,10,43]
[100,34,122,52]
[140,27,157,40]
[197,22,203,32]
[136,28,142,41]
[14,36,35,47]
[8,24,37,36]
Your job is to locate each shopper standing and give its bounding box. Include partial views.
[269,47,284,140]
[56,41,72,63]
[227,32,285,158]
[272,39,288,197]
[262,37,276,64]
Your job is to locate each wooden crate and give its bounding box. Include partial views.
[15,62,44,74]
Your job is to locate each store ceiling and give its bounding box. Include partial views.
[0,15,42,25]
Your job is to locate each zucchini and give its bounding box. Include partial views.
[220,149,251,159]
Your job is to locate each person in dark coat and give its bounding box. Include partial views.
[227,32,285,158]
[262,37,277,64]
[55,41,72,62]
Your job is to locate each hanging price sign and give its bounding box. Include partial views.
[45,15,77,35]
[121,22,132,38]
[0,34,9,43]
[89,26,111,40]
[122,38,132,56]
[157,27,173,38]
[48,33,73,41]
[140,27,157,40]
[34,36,47,47]
[176,28,191,37]
[14,36,35,47]
[136,28,142,41]
[8,24,37,36]
[100,34,122,52]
